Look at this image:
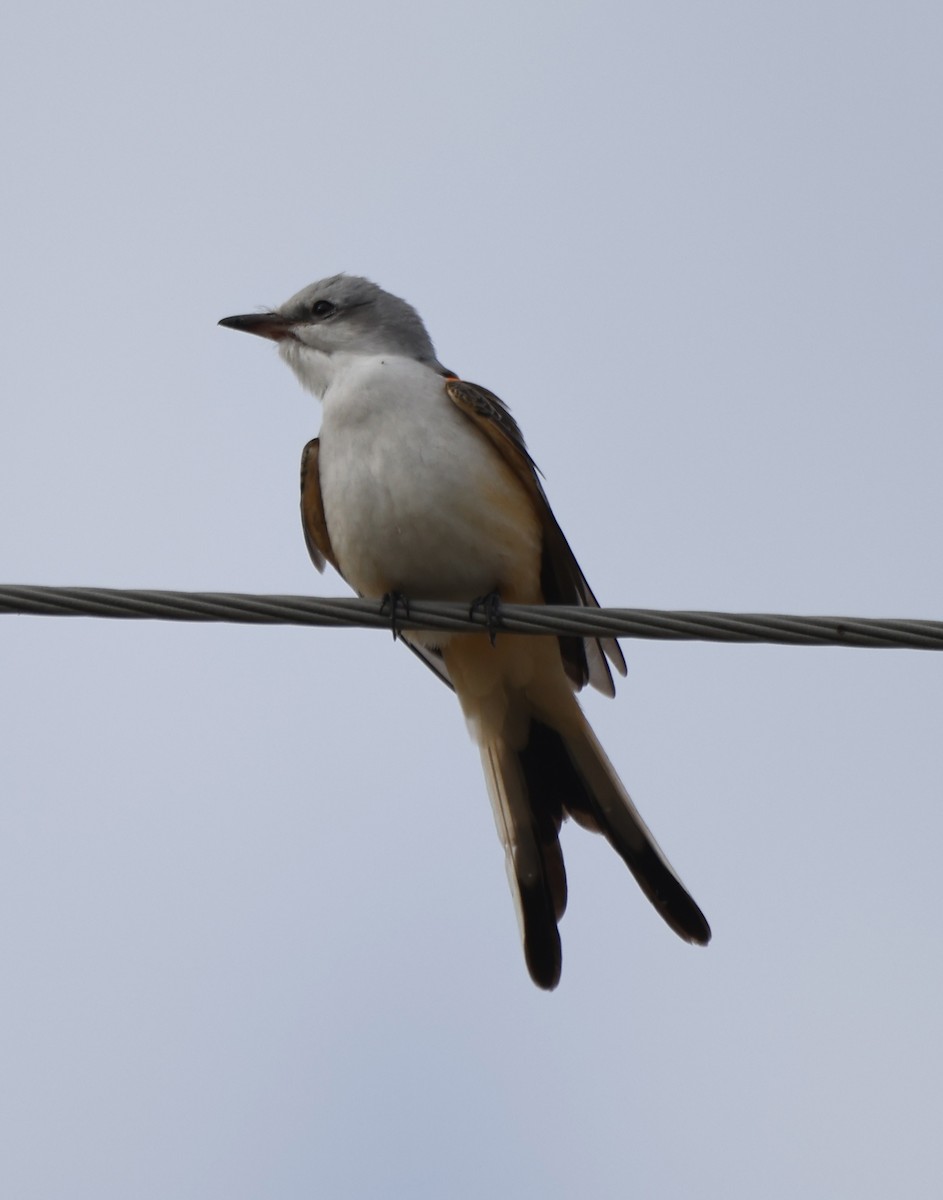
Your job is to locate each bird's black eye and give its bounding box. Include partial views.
[310,299,336,319]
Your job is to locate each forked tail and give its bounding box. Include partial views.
[480,710,710,990]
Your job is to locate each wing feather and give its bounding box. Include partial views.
[299,438,338,573]
[445,379,626,695]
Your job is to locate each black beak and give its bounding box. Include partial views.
[218,312,293,341]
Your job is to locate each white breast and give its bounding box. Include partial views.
[317,355,542,602]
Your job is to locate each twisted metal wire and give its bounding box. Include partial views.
[1,584,941,650]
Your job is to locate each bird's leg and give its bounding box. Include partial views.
[469,590,503,647]
[380,591,411,641]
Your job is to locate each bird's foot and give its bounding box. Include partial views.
[469,591,503,646]
[380,591,411,641]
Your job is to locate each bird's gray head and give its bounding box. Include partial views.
[219,274,441,397]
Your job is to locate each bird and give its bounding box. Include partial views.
[219,274,710,989]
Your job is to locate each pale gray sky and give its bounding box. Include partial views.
[2,3,942,1197]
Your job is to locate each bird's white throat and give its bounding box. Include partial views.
[278,338,334,399]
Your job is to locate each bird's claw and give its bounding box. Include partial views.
[470,591,503,646]
[380,591,411,641]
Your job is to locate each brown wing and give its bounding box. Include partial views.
[445,379,627,697]
[300,438,339,573]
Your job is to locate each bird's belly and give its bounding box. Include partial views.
[319,388,542,603]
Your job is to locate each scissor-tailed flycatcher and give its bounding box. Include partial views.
[220,275,710,988]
